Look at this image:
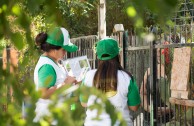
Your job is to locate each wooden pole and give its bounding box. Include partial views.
[113,24,125,67]
[2,47,18,112]
[2,46,10,112]
[98,0,106,40]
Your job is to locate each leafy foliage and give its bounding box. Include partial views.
[0,0,187,126]
[0,0,128,126]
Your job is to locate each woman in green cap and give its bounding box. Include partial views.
[80,38,141,126]
[33,27,78,124]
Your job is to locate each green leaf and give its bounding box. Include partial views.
[12,4,21,16]
[11,32,24,50]
[127,6,136,17]
[164,0,178,7]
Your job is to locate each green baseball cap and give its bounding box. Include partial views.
[46,27,78,52]
[96,38,120,60]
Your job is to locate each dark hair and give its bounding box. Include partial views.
[93,55,133,92]
[35,32,61,52]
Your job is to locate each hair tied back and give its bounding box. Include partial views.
[35,32,47,46]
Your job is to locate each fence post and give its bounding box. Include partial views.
[2,47,18,112]
[98,0,106,40]
[123,30,128,69]
[150,41,157,126]
[2,46,10,112]
[113,24,125,67]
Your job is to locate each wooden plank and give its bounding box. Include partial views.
[169,97,194,107]
[170,47,191,91]
[171,90,189,99]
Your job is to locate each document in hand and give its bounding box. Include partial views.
[62,55,91,82]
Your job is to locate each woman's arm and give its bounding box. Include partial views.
[80,102,87,107]
[39,86,57,99]
[128,105,140,111]
[80,84,87,107]
[140,68,150,112]
[39,76,76,99]
[127,79,141,111]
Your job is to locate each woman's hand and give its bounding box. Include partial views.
[64,76,77,85]
[75,80,82,85]
[157,107,172,117]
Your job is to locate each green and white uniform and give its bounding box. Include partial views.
[33,56,67,124]
[82,69,141,126]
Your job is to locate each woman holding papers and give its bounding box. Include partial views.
[33,27,78,124]
[80,38,141,126]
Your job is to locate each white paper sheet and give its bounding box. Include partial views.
[62,55,91,82]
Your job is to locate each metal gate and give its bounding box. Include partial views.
[125,27,194,125]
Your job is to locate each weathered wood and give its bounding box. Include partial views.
[98,0,106,39]
[170,47,191,91]
[171,90,189,99]
[2,47,19,106]
[118,32,124,67]
[169,97,194,107]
